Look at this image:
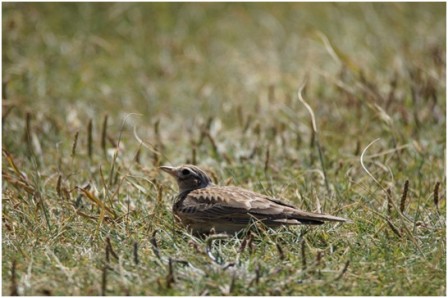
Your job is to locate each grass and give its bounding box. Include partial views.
[2,2,446,296]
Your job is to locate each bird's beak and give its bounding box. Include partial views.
[159,166,177,177]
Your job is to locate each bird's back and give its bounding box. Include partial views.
[173,185,346,233]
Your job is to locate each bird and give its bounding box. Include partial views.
[160,164,347,234]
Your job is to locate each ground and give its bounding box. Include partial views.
[2,3,446,296]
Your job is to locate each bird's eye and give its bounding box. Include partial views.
[181,169,191,176]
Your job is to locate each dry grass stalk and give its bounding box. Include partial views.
[87,119,93,159]
[150,230,161,260]
[316,251,322,278]
[133,242,139,265]
[24,112,32,152]
[400,180,409,213]
[254,263,260,285]
[10,260,18,296]
[2,105,15,124]
[191,146,197,165]
[101,265,107,296]
[386,188,392,216]
[264,146,270,173]
[335,260,350,281]
[101,114,108,154]
[204,131,219,157]
[3,150,26,180]
[105,240,110,263]
[301,240,307,270]
[71,131,79,158]
[78,187,115,218]
[166,258,175,288]
[433,181,440,210]
[275,242,285,260]
[56,175,62,197]
[106,237,119,261]
[206,234,229,264]
[297,83,330,196]
[386,218,402,238]
[134,144,141,164]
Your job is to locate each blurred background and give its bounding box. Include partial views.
[3,3,445,167]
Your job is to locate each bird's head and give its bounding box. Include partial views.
[160,164,213,193]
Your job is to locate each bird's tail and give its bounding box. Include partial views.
[284,210,349,225]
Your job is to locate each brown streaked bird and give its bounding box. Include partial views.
[160,164,347,234]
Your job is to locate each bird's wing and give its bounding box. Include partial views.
[177,187,252,224]
[178,186,346,225]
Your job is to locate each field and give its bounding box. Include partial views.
[2,3,446,296]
